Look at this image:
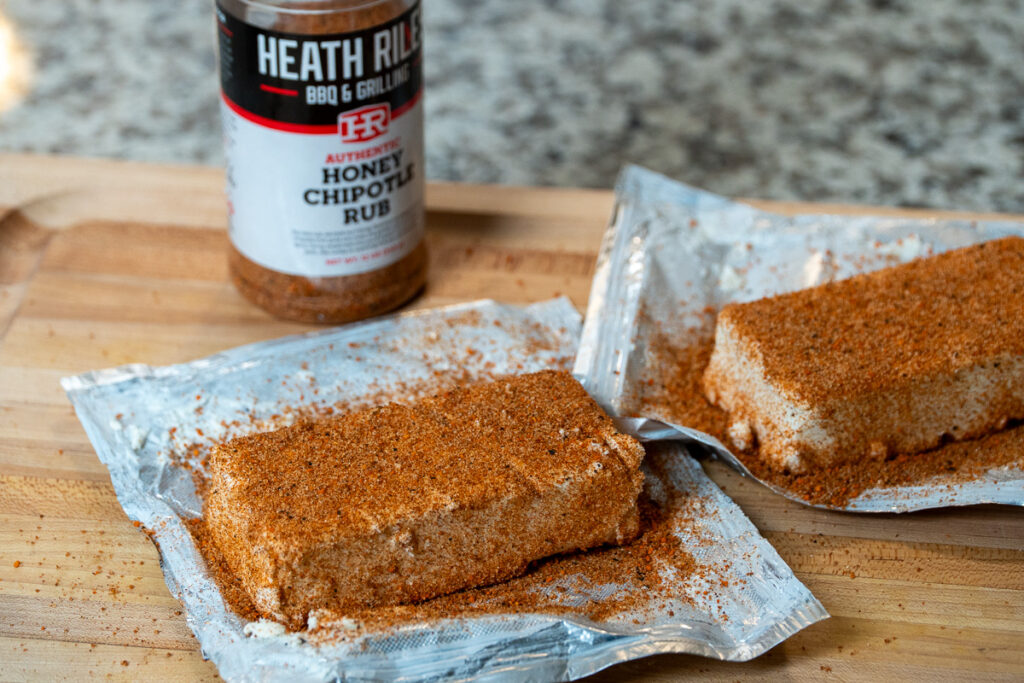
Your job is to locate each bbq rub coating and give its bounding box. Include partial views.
[205,370,645,627]
[703,237,1024,472]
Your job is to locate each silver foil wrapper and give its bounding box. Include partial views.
[63,297,825,681]
[575,165,1024,513]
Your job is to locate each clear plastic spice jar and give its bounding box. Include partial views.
[215,0,426,323]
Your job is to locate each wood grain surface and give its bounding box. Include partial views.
[1,153,1022,681]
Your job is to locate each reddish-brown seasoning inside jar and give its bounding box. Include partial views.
[216,0,426,323]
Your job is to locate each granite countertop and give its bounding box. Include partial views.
[0,0,1021,213]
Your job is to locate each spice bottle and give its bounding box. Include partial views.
[215,0,427,323]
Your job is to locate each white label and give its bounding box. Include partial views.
[221,99,424,277]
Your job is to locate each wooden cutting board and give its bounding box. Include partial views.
[1,153,1022,681]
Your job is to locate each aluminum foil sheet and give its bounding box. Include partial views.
[63,297,825,681]
[575,165,1024,513]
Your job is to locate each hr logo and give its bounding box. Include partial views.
[338,103,390,143]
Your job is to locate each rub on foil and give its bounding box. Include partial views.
[63,298,825,681]
[575,165,1024,513]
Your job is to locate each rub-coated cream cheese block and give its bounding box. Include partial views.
[702,237,1024,472]
[205,370,645,627]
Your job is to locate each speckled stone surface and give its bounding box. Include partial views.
[1,0,1022,212]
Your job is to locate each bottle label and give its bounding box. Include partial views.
[216,2,424,277]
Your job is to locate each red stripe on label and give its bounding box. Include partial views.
[391,88,423,121]
[218,22,233,37]
[259,84,299,96]
[222,93,336,134]
[221,88,423,135]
